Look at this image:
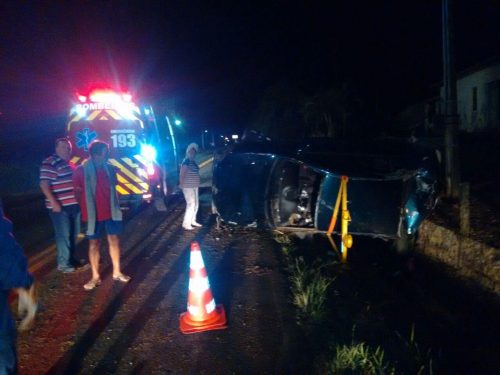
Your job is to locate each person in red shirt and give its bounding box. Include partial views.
[73,140,130,290]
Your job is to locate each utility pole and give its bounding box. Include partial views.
[442,0,461,198]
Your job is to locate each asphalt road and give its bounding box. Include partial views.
[9,158,298,374]
[6,156,500,374]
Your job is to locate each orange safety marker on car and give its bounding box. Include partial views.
[180,241,227,334]
[327,175,352,262]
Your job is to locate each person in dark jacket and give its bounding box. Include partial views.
[0,199,35,374]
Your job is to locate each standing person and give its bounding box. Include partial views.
[0,199,35,374]
[73,140,130,291]
[40,138,81,273]
[179,143,202,230]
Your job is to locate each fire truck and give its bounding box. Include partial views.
[66,88,179,210]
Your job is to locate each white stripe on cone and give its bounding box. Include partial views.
[189,276,210,293]
[187,304,199,316]
[206,299,216,314]
[190,250,204,270]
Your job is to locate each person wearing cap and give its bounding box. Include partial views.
[179,143,202,230]
[40,138,82,273]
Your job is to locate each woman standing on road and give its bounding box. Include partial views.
[179,143,202,230]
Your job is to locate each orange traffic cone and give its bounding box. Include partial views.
[179,241,227,334]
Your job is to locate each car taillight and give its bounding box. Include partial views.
[147,164,155,176]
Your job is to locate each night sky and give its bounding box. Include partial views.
[1,1,500,135]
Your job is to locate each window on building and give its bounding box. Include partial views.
[472,87,478,111]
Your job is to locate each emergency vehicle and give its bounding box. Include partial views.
[66,88,179,210]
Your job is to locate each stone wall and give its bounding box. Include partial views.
[417,220,500,294]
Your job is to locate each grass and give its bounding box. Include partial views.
[289,256,333,322]
[395,324,434,375]
[274,232,336,322]
[274,232,435,374]
[325,342,395,375]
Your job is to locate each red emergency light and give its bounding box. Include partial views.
[76,89,133,104]
[122,93,132,102]
[89,90,118,103]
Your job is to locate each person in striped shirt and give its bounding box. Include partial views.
[40,138,81,273]
[179,143,202,230]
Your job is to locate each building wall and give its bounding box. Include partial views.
[455,65,500,131]
[418,220,500,294]
[398,62,500,134]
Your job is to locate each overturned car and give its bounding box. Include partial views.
[212,137,441,252]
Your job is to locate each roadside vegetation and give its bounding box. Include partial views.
[289,256,332,322]
[274,232,434,374]
[0,161,40,195]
